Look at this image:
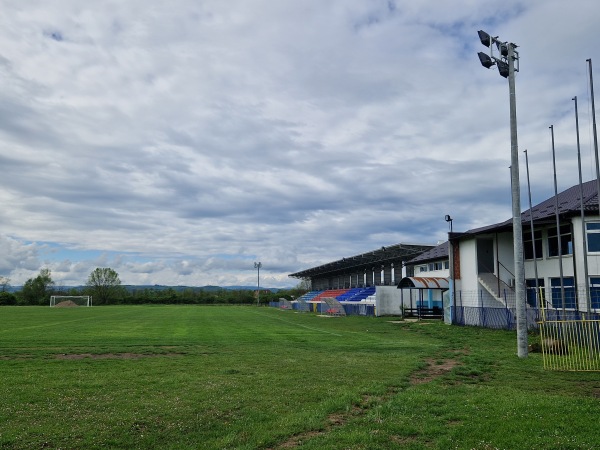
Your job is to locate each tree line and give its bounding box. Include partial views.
[0,269,307,306]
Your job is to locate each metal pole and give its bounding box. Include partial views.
[524,150,540,306]
[550,125,566,315]
[496,230,500,298]
[508,43,528,358]
[254,262,261,306]
[586,59,600,217]
[448,236,455,324]
[574,96,591,312]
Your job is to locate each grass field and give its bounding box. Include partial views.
[0,305,599,449]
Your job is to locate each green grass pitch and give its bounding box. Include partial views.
[0,305,599,449]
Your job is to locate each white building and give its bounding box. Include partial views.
[450,179,600,315]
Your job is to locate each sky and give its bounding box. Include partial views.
[2,0,600,288]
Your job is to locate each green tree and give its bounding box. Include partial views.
[0,291,16,305]
[86,268,122,304]
[0,275,10,292]
[296,278,312,291]
[22,268,54,305]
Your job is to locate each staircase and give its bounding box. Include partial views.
[478,272,514,306]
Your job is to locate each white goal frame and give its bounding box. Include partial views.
[50,295,93,307]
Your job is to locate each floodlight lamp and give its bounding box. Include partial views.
[497,60,509,78]
[445,215,452,222]
[496,41,508,57]
[478,52,494,69]
[477,30,492,47]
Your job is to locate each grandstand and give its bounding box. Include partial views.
[287,288,378,316]
[290,244,434,315]
[294,287,375,305]
[288,243,434,316]
[289,243,433,291]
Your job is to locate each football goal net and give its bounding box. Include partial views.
[50,296,92,307]
[321,297,346,316]
[279,298,293,310]
[296,298,310,312]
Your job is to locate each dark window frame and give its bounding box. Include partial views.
[548,224,573,257]
[590,277,600,309]
[550,276,576,309]
[523,229,543,260]
[586,222,600,253]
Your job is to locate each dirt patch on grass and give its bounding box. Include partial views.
[391,435,419,445]
[270,390,399,449]
[277,430,323,448]
[0,355,33,360]
[54,300,79,307]
[55,352,183,360]
[272,352,466,448]
[410,358,460,385]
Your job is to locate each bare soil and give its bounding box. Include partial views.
[271,354,464,448]
[410,358,460,385]
[54,300,79,307]
[55,352,183,360]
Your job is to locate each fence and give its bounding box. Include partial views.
[454,287,600,371]
[538,318,600,371]
[455,285,600,311]
[452,306,600,330]
[269,301,375,317]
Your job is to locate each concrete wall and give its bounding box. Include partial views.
[497,232,515,283]
[572,215,600,283]
[459,238,478,294]
[375,286,403,316]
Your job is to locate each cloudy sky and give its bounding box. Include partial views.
[1,0,600,288]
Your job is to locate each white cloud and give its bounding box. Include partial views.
[1,0,600,287]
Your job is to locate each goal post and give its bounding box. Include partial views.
[50,296,92,307]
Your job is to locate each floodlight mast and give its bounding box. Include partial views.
[477,30,528,358]
[254,261,262,306]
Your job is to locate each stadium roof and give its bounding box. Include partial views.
[406,241,448,265]
[289,243,434,279]
[457,179,599,238]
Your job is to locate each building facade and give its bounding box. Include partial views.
[450,179,600,314]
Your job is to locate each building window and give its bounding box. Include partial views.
[586,223,600,253]
[525,278,545,307]
[550,277,576,309]
[548,225,573,257]
[419,265,427,273]
[523,229,543,260]
[428,262,443,271]
[444,261,449,270]
[590,277,600,309]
